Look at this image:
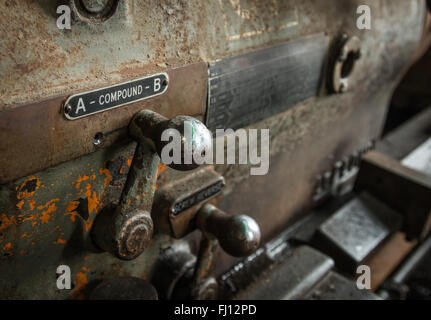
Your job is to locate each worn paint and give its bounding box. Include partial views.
[155,163,168,191]
[72,272,89,300]
[0,214,16,234]
[37,199,59,225]
[16,176,41,199]
[16,200,24,210]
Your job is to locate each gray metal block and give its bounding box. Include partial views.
[314,192,402,271]
[233,246,334,300]
[304,272,381,300]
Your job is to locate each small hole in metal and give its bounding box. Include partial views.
[93,132,105,147]
[341,52,357,78]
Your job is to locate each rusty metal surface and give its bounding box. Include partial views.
[0,0,299,109]
[212,0,425,275]
[0,63,208,184]
[0,141,171,299]
[0,0,427,299]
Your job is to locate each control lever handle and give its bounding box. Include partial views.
[92,110,212,260]
[196,204,261,257]
[130,110,212,171]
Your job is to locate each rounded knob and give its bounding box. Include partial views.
[92,208,153,260]
[130,110,212,171]
[196,204,261,257]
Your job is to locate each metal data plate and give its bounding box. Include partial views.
[64,73,169,120]
[172,179,225,215]
[206,34,329,132]
[402,137,431,176]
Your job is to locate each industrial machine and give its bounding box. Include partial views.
[0,0,431,300]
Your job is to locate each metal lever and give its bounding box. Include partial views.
[91,110,212,260]
[196,204,261,257]
[130,110,212,171]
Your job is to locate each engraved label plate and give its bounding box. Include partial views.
[64,73,169,120]
[206,34,329,132]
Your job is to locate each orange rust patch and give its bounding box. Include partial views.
[2,242,12,251]
[16,200,25,210]
[65,200,80,222]
[155,164,168,190]
[72,272,89,300]
[0,213,17,232]
[28,200,36,210]
[99,168,112,187]
[37,199,59,224]
[75,174,90,190]
[127,154,134,167]
[120,154,135,174]
[16,176,41,199]
[156,163,168,179]
[84,183,99,214]
[53,235,66,245]
[22,213,38,226]
[21,232,30,239]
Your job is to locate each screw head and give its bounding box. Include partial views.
[65,104,72,114]
[93,132,105,147]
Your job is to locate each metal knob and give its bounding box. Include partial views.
[130,110,212,171]
[196,204,261,257]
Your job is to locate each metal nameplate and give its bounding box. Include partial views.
[171,180,225,216]
[63,73,169,120]
[206,34,329,132]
